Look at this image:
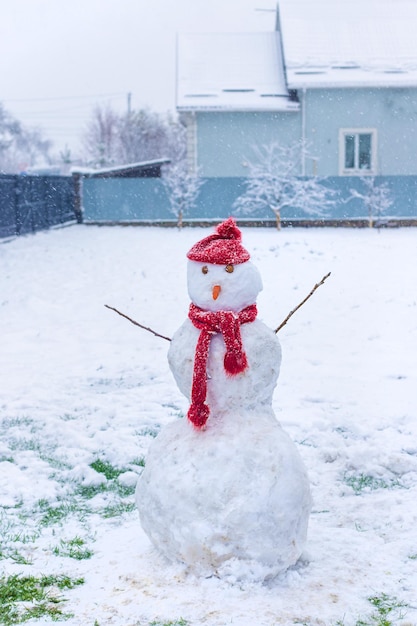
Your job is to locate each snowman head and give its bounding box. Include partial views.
[186,218,263,312]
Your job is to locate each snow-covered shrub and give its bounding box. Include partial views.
[233,141,335,229]
[349,176,394,228]
[162,160,205,227]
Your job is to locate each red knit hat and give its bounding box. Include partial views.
[187,217,250,265]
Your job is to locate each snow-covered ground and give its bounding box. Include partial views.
[1,224,416,626]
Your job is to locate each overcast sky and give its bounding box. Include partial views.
[1,0,279,156]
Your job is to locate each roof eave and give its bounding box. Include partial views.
[287,78,417,89]
[176,101,300,113]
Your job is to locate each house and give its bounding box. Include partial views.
[279,1,417,178]
[176,1,417,222]
[177,30,298,179]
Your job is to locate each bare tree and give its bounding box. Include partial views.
[116,108,166,163]
[234,141,335,229]
[348,176,394,228]
[82,104,119,168]
[14,128,51,168]
[164,113,187,163]
[0,104,20,160]
[162,160,205,227]
[0,103,51,173]
[81,105,187,169]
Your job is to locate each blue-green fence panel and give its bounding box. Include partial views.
[82,178,171,222]
[82,175,417,223]
[341,176,417,219]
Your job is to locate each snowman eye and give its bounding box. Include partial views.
[201,266,208,274]
[225,264,234,273]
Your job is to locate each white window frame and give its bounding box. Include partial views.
[339,128,377,175]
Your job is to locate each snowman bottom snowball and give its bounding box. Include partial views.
[135,218,312,581]
[136,411,311,581]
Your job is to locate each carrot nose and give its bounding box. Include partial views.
[212,285,221,300]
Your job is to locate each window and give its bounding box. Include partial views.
[339,129,377,175]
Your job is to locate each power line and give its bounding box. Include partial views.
[2,92,126,104]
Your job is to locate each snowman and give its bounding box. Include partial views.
[135,218,311,581]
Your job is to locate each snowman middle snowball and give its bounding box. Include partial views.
[135,218,311,581]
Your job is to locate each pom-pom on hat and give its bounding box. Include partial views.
[187,217,250,265]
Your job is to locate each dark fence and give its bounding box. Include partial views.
[0,175,76,239]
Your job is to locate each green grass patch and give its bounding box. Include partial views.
[344,473,401,495]
[52,537,94,561]
[59,413,78,421]
[0,573,84,625]
[0,523,40,566]
[8,438,42,453]
[5,438,71,474]
[75,481,135,500]
[42,455,73,471]
[101,501,136,518]
[116,484,136,498]
[0,416,34,429]
[90,459,124,480]
[0,548,32,566]
[75,483,109,499]
[37,477,136,526]
[365,593,408,626]
[0,455,14,463]
[37,498,91,527]
[136,426,159,438]
[149,620,189,626]
[75,458,138,502]
[131,456,146,467]
[335,593,408,626]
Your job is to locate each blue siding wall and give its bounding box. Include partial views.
[191,88,417,178]
[196,111,300,177]
[82,175,417,222]
[304,88,417,176]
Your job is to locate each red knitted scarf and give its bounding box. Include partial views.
[187,302,257,429]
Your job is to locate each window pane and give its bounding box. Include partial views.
[344,135,355,169]
[358,133,371,169]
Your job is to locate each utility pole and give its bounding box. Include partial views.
[127,92,132,116]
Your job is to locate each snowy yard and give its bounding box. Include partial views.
[1,223,416,626]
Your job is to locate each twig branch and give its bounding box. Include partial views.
[274,272,331,334]
[104,305,171,341]
[105,272,331,341]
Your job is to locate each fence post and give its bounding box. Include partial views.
[14,176,22,236]
[72,173,83,223]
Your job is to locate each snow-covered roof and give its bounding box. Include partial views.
[278,0,417,88]
[73,159,171,178]
[176,32,299,112]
